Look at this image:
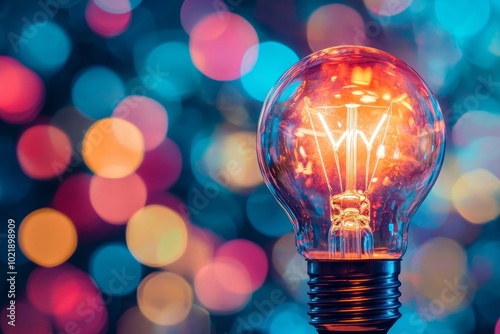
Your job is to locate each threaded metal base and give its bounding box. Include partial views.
[307,259,401,333]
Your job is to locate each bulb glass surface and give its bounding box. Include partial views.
[257,46,445,260]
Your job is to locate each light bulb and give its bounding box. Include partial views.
[257,46,445,333]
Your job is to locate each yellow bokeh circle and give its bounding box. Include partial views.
[411,237,468,313]
[83,117,144,179]
[137,272,193,326]
[19,208,77,267]
[452,169,500,224]
[126,205,188,267]
[202,130,263,192]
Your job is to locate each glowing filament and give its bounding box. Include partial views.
[304,100,394,259]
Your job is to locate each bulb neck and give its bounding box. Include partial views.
[307,259,401,333]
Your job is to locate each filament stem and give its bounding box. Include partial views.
[345,104,358,192]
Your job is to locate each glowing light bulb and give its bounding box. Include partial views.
[257,46,445,332]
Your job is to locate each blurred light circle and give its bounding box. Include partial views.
[50,268,107,334]
[0,57,44,123]
[414,23,462,95]
[364,0,412,16]
[431,153,460,202]
[86,0,131,37]
[19,208,77,267]
[411,237,467,311]
[26,264,109,334]
[127,205,188,267]
[169,304,212,334]
[456,137,500,178]
[181,0,220,35]
[117,307,157,334]
[435,0,489,37]
[27,266,69,314]
[496,317,500,334]
[452,111,500,147]
[0,301,51,334]
[165,225,218,280]
[189,13,258,81]
[194,131,262,193]
[272,232,297,277]
[72,66,126,119]
[247,186,292,237]
[90,243,142,296]
[138,272,193,325]
[49,269,99,316]
[241,42,299,101]
[50,271,90,316]
[142,41,201,100]
[54,173,102,234]
[216,239,268,293]
[83,118,144,178]
[194,258,251,313]
[17,124,71,180]
[118,304,211,334]
[19,21,71,74]
[90,173,147,224]
[113,95,168,151]
[452,169,500,224]
[458,20,500,69]
[307,4,366,52]
[94,0,141,14]
[484,20,500,57]
[136,138,182,192]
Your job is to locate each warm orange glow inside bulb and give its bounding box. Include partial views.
[257,46,445,260]
[298,72,425,258]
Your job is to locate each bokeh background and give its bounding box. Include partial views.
[0,0,499,333]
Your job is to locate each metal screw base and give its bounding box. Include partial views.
[307,259,402,333]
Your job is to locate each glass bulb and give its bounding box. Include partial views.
[257,45,445,261]
[257,45,446,332]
